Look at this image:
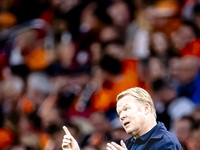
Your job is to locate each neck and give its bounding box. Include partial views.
[135,117,157,139]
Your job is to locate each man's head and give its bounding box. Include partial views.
[178,56,199,83]
[174,116,196,144]
[117,87,156,118]
[116,87,156,138]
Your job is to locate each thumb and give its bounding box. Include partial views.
[63,126,72,136]
[120,140,127,150]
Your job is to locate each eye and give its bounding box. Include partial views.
[125,107,130,111]
[118,111,121,115]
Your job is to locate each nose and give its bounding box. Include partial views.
[119,111,126,120]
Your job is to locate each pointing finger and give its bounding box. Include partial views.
[63,126,71,136]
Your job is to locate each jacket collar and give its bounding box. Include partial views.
[149,121,167,139]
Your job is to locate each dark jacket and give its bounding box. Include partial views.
[125,122,182,150]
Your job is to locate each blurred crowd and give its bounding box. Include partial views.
[0,0,200,150]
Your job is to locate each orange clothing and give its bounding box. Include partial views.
[153,18,181,38]
[0,128,13,149]
[20,96,35,114]
[90,59,139,111]
[39,133,51,149]
[90,87,116,111]
[0,12,17,27]
[180,38,200,57]
[26,48,48,71]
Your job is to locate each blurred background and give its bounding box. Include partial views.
[0,0,200,149]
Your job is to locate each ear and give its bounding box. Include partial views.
[144,103,150,115]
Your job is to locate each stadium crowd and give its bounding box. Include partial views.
[0,0,200,149]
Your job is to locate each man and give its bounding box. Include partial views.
[62,87,182,150]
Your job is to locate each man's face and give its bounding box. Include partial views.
[174,119,191,143]
[116,95,145,136]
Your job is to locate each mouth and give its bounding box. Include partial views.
[124,122,130,127]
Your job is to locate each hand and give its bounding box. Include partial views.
[106,140,127,150]
[62,126,80,150]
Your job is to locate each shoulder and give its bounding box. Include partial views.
[156,131,182,150]
[148,122,182,150]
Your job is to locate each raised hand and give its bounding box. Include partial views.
[106,140,127,150]
[62,126,80,150]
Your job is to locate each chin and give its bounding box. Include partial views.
[125,129,133,135]
[126,129,137,136]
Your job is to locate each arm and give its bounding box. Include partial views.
[62,126,80,150]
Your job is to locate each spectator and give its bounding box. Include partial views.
[172,20,200,57]
[152,78,195,130]
[1,0,200,149]
[80,111,111,148]
[186,128,200,150]
[173,116,197,149]
[90,39,138,111]
[177,56,200,104]
[192,106,200,121]
[0,0,17,31]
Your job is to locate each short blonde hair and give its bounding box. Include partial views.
[116,87,157,118]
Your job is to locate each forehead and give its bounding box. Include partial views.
[116,95,138,109]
